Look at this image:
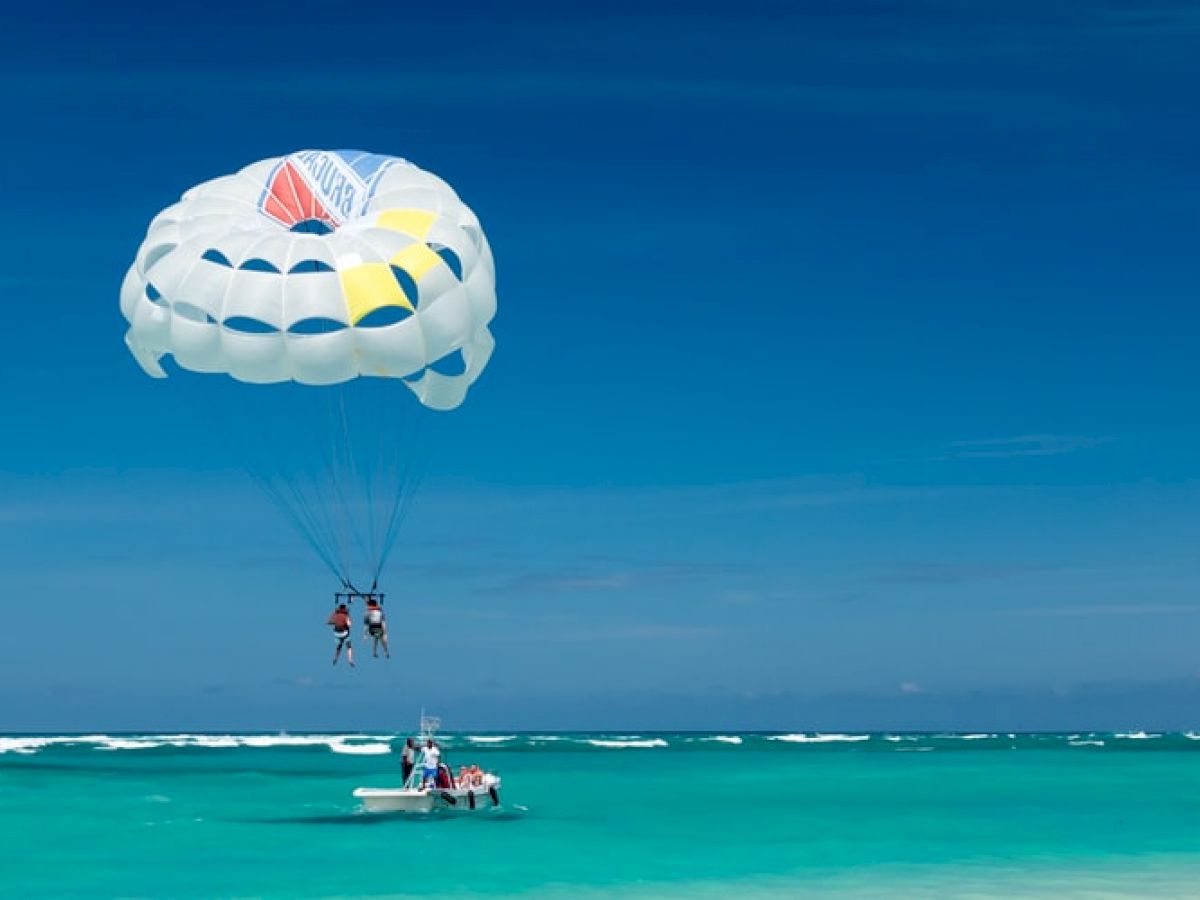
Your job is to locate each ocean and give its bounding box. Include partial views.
[3,731,1200,897]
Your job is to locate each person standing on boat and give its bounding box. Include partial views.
[420,739,441,788]
[326,603,354,667]
[400,738,416,784]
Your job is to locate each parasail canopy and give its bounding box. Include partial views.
[120,149,496,411]
[120,150,498,587]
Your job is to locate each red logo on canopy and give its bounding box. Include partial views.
[261,161,338,231]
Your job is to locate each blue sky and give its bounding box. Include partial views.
[1,1,1198,731]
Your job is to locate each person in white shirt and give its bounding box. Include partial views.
[420,739,441,787]
[362,597,389,659]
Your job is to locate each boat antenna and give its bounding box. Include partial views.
[419,709,441,741]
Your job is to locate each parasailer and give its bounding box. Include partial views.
[120,150,497,642]
[363,596,389,659]
[327,603,355,667]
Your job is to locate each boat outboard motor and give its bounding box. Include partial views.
[467,790,476,810]
[489,786,500,807]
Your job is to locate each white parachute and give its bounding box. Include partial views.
[120,149,496,411]
[120,151,497,588]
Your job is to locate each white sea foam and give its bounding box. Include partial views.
[0,735,131,754]
[1068,740,1105,747]
[0,733,397,754]
[703,735,743,745]
[117,733,393,751]
[152,734,243,749]
[467,735,517,744]
[239,735,353,748]
[96,738,164,751]
[1114,731,1160,740]
[931,733,994,741]
[586,738,669,749]
[769,734,870,743]
[184,736,241,749]
[329,741,392,755]
[0,737,57,754]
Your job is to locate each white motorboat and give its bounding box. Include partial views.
[354,773,502,813]
[353,713,504,813]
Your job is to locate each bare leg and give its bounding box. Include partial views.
[382,633,390,659]
[347,644,355,667]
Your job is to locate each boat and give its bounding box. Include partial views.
[353,713,503,814]
[353,774,502,813]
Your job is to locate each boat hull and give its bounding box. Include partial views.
[354,777,502,813]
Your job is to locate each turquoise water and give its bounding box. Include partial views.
[3,732,1200,897]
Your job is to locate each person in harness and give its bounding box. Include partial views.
[362,596,390,659]
[326,603,355,667]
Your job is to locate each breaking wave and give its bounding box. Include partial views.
[329,742,393,755]
[95,739,164,751]
[0,734,394,756]
[5,731,1200,757]
[768,734,870,744]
